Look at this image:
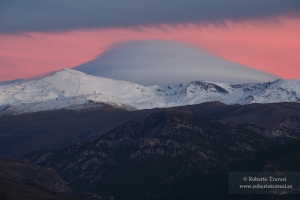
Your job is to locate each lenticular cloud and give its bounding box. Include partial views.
[74,40,279,86]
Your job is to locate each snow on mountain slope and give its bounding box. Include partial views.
[0,68,299,115]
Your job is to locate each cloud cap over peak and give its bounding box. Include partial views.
[0,0,300,33]
[74,40,279,86]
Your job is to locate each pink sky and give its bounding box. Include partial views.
[0,17,299,82]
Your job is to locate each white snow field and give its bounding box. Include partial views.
[0,68,299,115]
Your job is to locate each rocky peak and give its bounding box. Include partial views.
[100,108,216,142]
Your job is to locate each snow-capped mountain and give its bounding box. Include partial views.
[0,68,299,115]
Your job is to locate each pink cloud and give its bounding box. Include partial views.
[0,17,299,82]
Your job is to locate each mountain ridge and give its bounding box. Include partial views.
[22,108,300,199]
[2,102,300,159]
[0,68,299,115]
